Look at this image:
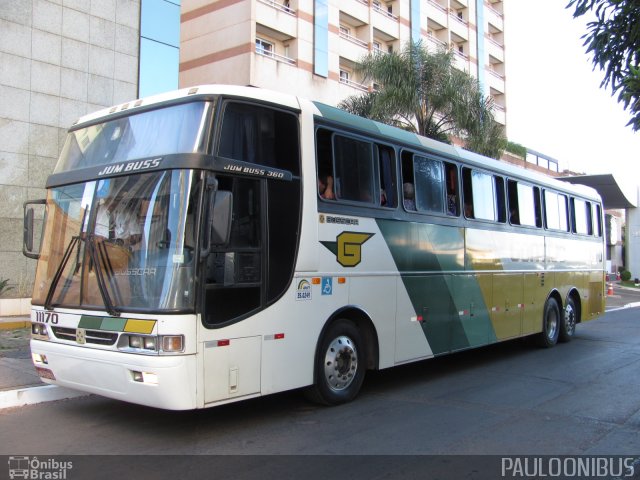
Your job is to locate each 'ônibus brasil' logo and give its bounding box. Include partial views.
[321,231,374,267]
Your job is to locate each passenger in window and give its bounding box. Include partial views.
[464,201,473,218]
[403,182,416,211]
[318,173,335,200]
[510,208,519,225]
[447,194,458,216]
[380,189,387,207]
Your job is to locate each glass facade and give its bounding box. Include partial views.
[313,0,329,78]
[139,0,181,97]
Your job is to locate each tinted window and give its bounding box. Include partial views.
[333,135,374,203]
[462,168,496,221]
[218,102,300,175]
[414,156,444,213]
[572,198,590,234]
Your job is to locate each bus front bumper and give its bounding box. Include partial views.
[30,339,198,410]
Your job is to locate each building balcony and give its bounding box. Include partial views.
[426,34,447,52]
[372,4,400,39]
[453,50,470,71]
[492,105,506,126]
[426,1,448,27]
[449,13,469,41]
[338,33,369,63]
[485,4,504,33]
[485,36,504,63]
[255,45,296,65]
[256,0,297,40]
[339,1,369,26]
[486,68,505,93]
[339,76,369,92]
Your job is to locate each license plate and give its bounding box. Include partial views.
[35,367,56,380]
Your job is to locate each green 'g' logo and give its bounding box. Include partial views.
[321,231,374,267]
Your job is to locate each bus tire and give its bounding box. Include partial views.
[559,297,577,342]
[537,297,560,348]
[306,319,366,406]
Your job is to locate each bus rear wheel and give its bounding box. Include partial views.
[537,297,560,348]
[559,297,577,342]
[306,319,366,406]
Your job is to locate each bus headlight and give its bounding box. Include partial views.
[128,335,142,349]
[31,323,49,339]
[143,337,157,351]
[120,334,184,354]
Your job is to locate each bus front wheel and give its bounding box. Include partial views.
[538,297,560,348]
[306,319,366,405]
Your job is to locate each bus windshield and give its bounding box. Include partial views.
[55,101,209,173]
[32,170,199,312]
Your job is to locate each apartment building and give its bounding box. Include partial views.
[179,0,506,124]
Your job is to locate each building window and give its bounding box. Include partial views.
[340,69,349,82]
[256,38,274,56]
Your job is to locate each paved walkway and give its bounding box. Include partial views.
[0,315,88,409]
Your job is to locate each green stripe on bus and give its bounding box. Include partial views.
[376,219,497,354]
[101,317,127,331]
[78,316,103,329]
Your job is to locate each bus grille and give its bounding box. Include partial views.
[51,327,119,346]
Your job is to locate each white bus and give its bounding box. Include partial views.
[24,85,606,410]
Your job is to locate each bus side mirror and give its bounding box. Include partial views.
[23,200,46,260]
[210,190,233,246]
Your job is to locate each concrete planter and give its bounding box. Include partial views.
[0,298,31,316]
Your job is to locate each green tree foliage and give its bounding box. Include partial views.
[337,40,507,158]
[567,0,640,131]
[0,278,13,297]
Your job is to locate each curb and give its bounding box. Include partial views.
[0,320,29,330]
[0,384,90,410]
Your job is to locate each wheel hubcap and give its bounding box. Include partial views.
[564,303,576,334]
[324,335,358,392]
[547,308,558,340]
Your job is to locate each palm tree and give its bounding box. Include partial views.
[338,40,506,158]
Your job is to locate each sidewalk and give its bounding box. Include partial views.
[0,316,88,409]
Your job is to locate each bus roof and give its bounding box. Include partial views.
[72,84,601,203]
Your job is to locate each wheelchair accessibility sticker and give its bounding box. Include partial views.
[321,277,333,296]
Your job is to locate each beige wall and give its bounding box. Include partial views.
[179,0,506,110]
[0,0,140,294]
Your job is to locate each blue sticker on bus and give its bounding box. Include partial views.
[321,277,332,296]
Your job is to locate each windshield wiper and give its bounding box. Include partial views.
[84,234,120,317]
[44,234,121,316]
[44,235,80,311]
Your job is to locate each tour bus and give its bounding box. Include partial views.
[24,85,605,410]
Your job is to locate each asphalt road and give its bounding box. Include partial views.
[1,306,639,480]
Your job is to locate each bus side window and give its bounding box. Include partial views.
[462,167,474,218]
[332,134,374,203]
[463,167,498,221]
[507,179,519,225]
[445,162,459,216]
[571,198,590,234]
[509,180,539,227]
[414,155,444,213]
[378,145,397,208]
[495,176,506,223]
[316,128,335,200]
[594,204,602,236]
[401,151,416,211]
